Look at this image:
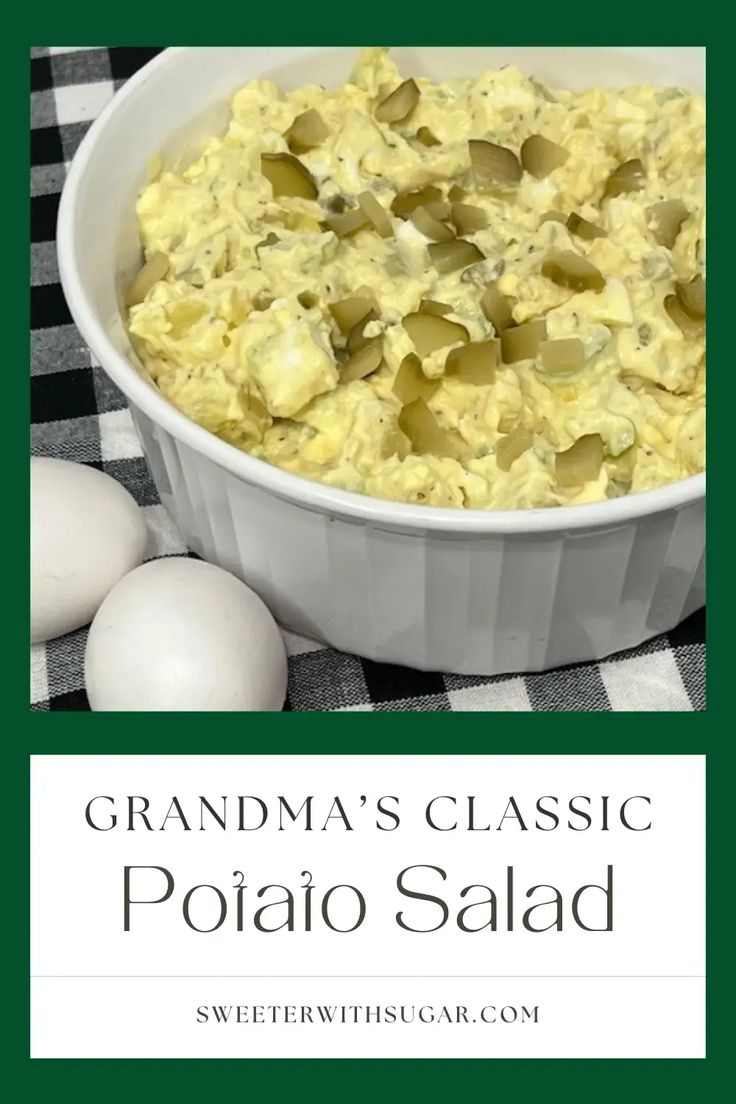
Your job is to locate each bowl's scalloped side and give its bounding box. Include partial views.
[132,400,705,675]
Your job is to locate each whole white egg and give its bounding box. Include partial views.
[31,457,148,644]
[85,557,287,711]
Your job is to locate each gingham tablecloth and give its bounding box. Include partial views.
[30,46,706,712]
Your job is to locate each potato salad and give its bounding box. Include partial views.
[127,48,705,510]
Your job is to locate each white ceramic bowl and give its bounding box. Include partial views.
[57,47,705,675]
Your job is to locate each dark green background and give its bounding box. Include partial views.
[19,12,723,1098]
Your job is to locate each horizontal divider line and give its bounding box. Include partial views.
[32,974,705,979]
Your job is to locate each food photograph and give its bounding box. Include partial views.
[30,46,705,711]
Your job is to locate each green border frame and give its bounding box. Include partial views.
[20,11,726,1095]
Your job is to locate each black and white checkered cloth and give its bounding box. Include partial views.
[30,46,706,712]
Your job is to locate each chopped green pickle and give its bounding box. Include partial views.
[605,158,646,197]
[330,295,376,334]
[375,79,420,124]
[501,319,547,363]
[445,339,500,385]
[341,338,384,383]
[675,275,705,320]
[392,353,439,404]
[424,200,451,220]
[496,426,534,471]
[521,134,569,178]
[261,152,318,199]
[398,397,466,459]
[480,284,514,332]
[469,139,522,188]
[285,109,329,153]
[411,205,455,242]
[418,299,453,316]
[540,337,585,374]
[391,185,443,219]
[428,239,484,274]
[665,293,703,335]
[555,434,604,486]
[451,203,488,235]
[325,207,371,237]
[542,250,606,292]
[648,199,688,249]
[403,312,469,357]
[346,310,379,352]
[358,191,393,238]
[416,126,440,147]
[539,211,567,225]
[567,212,607,240]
